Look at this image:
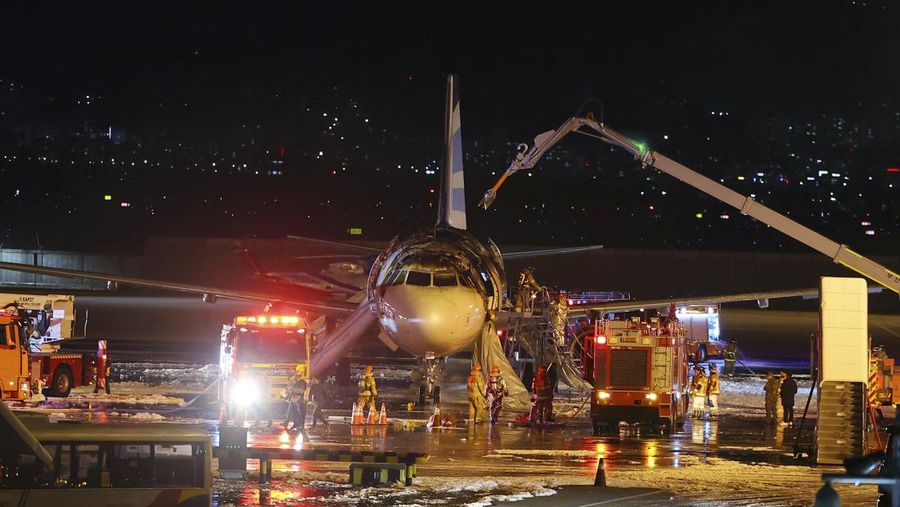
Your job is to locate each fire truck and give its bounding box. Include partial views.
[583,313,690,435]
[218,313,311,425]
[869,345,899,409]
[678,305,725,362]
[0,311,97,400]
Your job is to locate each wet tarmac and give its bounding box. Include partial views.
[20,295,899,504]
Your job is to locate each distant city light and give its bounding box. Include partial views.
[695,213,703,219]
[861,221,871,226]
[103,194,112,201]
[720,214,730,220]
[120,202,130,208]
[865,230,876,236]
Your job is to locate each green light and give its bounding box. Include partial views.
[635,142,647,153]
[103,194,112,201]
[695,213,703,219]
[348,227,363,235]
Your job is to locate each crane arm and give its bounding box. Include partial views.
[479,116,900,295]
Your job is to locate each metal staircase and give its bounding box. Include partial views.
[816,381,866,464]
[502,290,591,392]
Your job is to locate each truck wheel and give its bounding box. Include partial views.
[51,366,73,397]
[694,346,707,363]
[660,419,673,436]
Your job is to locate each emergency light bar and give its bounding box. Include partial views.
[235,315,303,326]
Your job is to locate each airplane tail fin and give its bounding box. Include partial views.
[436,74,467,230]
[233,241,265,277]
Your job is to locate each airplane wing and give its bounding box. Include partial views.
[0,261,357,314]
[500,244,604,260]
[566,286,884,315]
[286,235,383,253]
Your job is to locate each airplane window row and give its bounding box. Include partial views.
[385,269,460,287]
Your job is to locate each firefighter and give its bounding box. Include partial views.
[763,372,780,424]
[531,365,554,425]
[357,365,378,420]
[307,376,329,429]
[93,339,111,394]
[514,266,541,312]
[467,363,487,424]
[691,366,708,419]
[485,365,509,424]
[284,366,308,431]
[780,370,798,427]
[723,339,738,377]
[706,367,720,419]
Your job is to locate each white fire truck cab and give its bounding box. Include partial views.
[677,305,725,363]
[584,312,690,435]
[218,314,310,425]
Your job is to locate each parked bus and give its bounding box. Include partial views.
[0,413,211,506]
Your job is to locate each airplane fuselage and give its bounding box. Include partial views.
[369,226,505,358]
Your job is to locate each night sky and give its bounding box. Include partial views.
[2,2,899,252]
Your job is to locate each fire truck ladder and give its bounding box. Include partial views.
[480,116,900,296]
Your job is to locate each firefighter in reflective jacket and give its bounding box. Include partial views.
[467,363,487,424]
[357,365,378,419]
[691,366,708,419]
[531,365,554,424]
[514,266,541,312]
[485,366,509,424]
[706,368,720,419]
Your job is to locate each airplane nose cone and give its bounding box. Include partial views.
[378,286,485,357]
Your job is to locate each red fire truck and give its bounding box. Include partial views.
[583,313,690,435]
[218,313,311,425]
[0,311,98,400]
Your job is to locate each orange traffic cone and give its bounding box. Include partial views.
[366,404,378,425]
[351,403,361,425]
[378,402,387,425]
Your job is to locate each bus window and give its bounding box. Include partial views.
[76,445,100,487]
[154,444,197,486]
[405,271,431,286]
[110,444,153,487]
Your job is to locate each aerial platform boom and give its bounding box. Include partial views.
[479,116,900,295]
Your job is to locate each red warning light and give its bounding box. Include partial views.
[886,167,900,173]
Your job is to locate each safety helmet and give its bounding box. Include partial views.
[537,365,547,374]
[490,366,501,375]
[295,365,305,374]
[364,365,374,375]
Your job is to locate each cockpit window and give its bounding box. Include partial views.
[387,269,407,286]
[405,271,432,287]
[433,272,458,287]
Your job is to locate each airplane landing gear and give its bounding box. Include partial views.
[416,353,442,406]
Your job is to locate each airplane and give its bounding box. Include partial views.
[0,75,843,408]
